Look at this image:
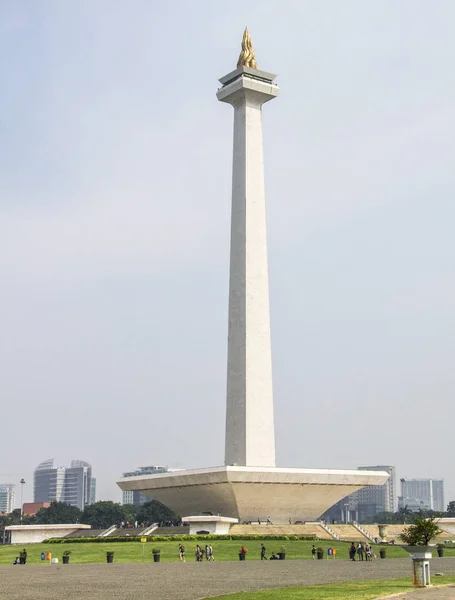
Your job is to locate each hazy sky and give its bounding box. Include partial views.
[1,0,454,507]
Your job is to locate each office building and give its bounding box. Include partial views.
[351,466,397,520]
[321,466,396,522]
[121,466,171,506]
[399,478,444,512]
[90,477,96,505]
[34,458,94,511]
[0,484,15,514]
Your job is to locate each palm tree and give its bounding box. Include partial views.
[399,505,413,524]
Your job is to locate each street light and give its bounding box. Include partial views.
[20,479,25,522]
[344,503,349,524]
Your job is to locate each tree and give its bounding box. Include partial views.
[121,504,138,525]
[399,505,413,524]
[136,500,179,526]
[401,516,442,546]
[446,501,455,515]
[80,501,128,529]
[35,501,81,524]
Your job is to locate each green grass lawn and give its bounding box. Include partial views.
[205,576,455,599]
[0,539,441,565]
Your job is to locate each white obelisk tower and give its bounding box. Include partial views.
[217,29,279,468]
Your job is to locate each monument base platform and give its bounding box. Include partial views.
[118,466,388,523]
[183,515,238,535]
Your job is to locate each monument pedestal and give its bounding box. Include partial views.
[183,515,238,536]
[118,465,389,525]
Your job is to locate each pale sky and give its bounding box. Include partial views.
[1,0,454,508]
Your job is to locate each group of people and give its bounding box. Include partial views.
[349,542,375,561]
[260,543,283,560]
[13,549,27,565]
[118,521,139,529]
[178,544,214,562]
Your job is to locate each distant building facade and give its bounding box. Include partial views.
[0,484,15,514]
[34,459,94,511]
[399,478,444,512]
[121,466,172,506]
[90,477,96,505]
[321,466,396,523]
[22,502,50,516]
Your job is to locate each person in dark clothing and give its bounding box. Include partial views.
[349,542,356,561]
[260,543,267,560]
[311,545,317,559]
[20,549,27,565]
[357,543,364,561]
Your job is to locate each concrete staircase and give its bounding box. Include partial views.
[329,524,369,541]
[65,529,105,538]
[320,522,340,541]
[98,524,117,537]
[108,527,145,537]
[150,526,190,536]
[352,521,376,542]
[228,524,333,540]
[140,523,159,536]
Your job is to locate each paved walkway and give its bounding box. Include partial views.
[379,584,455,599]
[1,557,455,600]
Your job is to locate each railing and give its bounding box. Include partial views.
[320,521,340,540]
[140,522,159,536]
[352,521,376,542]
[98,524,117,537]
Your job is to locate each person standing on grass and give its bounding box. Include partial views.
[357,542,364,561]
[365,542,371,561]
[349,542,356,561]
[311,545,316,559]
[179,544,185,562]
[208,544,214,561]
[261,543,267,560]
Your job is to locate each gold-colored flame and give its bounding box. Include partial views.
[237,27,257,69]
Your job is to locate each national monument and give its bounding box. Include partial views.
[117,30,388,523]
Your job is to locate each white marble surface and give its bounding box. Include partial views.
[6,523,91,544]
[217,71,279,468]
[118,466,389,523]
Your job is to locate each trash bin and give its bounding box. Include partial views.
[317,549,324,560]
[379,549,386,559]
[437,546,444,557]
[106,552,114,564]
[328,548,332,557]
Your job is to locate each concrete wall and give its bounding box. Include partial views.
[7,525,91,544]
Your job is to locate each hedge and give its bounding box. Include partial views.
[43,534,318,544]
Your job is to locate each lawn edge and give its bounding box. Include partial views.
[374,582,455,599]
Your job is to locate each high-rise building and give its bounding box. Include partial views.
[399,478,444,512]
[352,466,397,520]
[321,466,396,523]
[33,459,93,511]
[90,477,96,505]
[121,466,171,506]
[0,483,15,514]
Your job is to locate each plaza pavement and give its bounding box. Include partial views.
[378,585,455,599]
[1,557,455,600]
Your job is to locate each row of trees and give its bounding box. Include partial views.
[363,502,455,524]
[0,500,179,530]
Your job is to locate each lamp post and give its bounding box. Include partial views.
[20,479,25,522]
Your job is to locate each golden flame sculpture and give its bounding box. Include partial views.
[237,27,257,69]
